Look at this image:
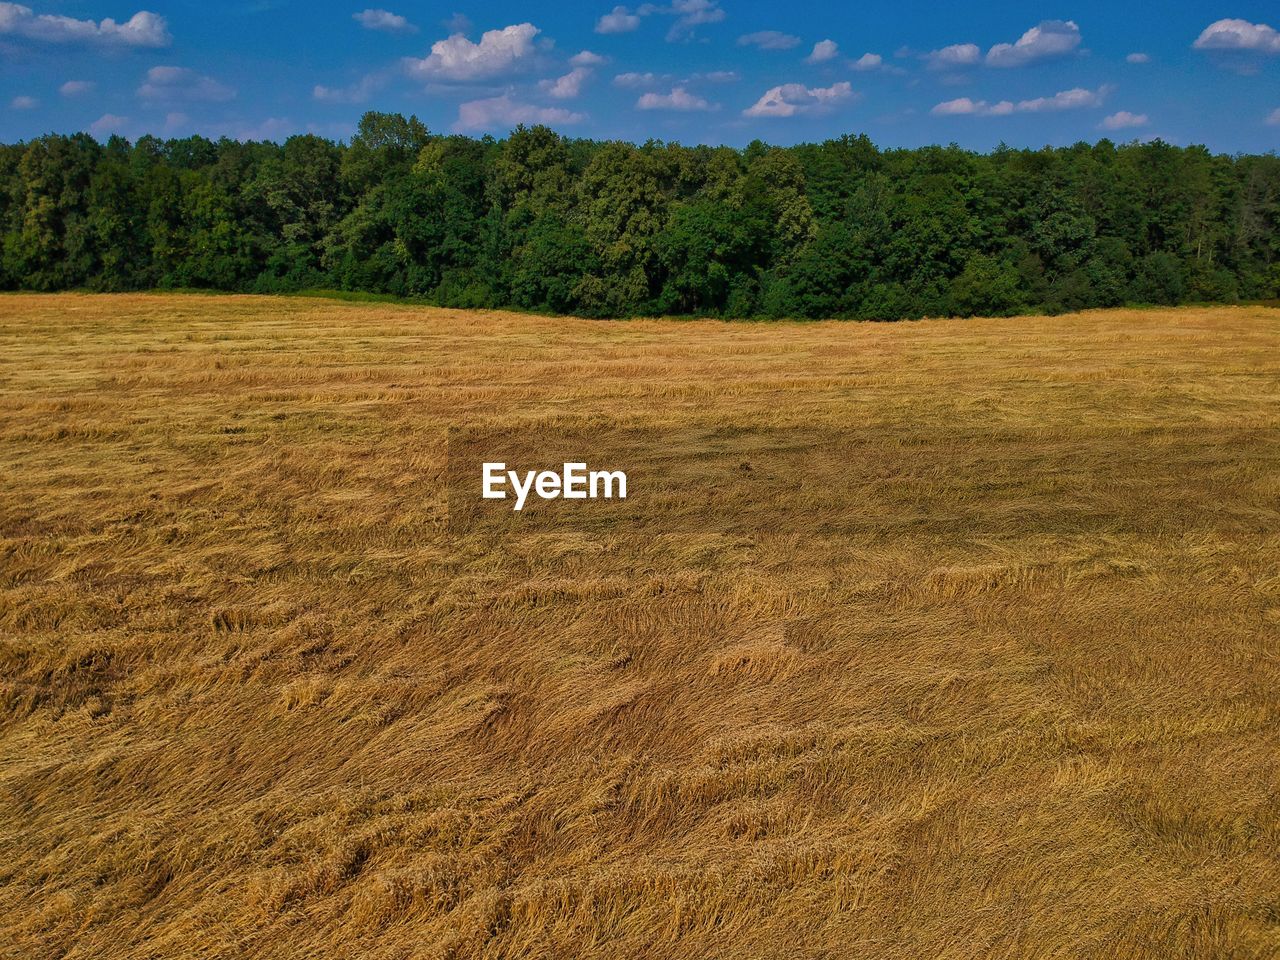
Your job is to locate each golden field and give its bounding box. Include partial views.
[1,294,1278,959]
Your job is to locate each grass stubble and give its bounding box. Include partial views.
[0,294,1278,959]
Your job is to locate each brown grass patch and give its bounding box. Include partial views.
[0,294,1278,958]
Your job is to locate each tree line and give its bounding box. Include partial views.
[1,111,1277,318]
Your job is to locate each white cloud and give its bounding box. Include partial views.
[442,12,471,33]
[163,111,187,132]
[805,39,838,63]
[59,80,94,96]
[852,52,882,71]
[0,3,169,46]
[314,73,385,104]
[932,86,1107,117]
[614,71,661,87]
[738,30,800,50]
[596,5,640,34]
[454,95,585,131]
[1126,52,1150,64]
[636,86,713,110]
[1193,19,1280,54]
[1100,111,1149,130]
[986,20,1082,67]
[660,0,725,42]
[540,67,592,99]
[596,1,723,42]
[138,66,235,102]
[617,68,733,89]
[932,97,1010,116]
[1018,86,1106,112]
[88,113,129,138]
[925,42,981,70]
[1267,108,1280,126]
[353,9,416,34]
[10,95,37,109]
[405,23,539,82]
[570,49,607,66]
[743,81,853,118]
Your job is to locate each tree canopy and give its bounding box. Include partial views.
[1,112,1277,318]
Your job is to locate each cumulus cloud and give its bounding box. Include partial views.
[138,66,235,102]
[805,39,838,63]
[1100,111,1149,130]
[1018,86,1106,112]
[1193,19,1280,54]
[738,30,800,50]
[852,53,883,71]
[614,71,661,87]
[932,86,1107,117]
[10,95,37,109]
[0,3,169,47]
[405,23,539,82]
[353,9,416,34]
[924,42,981,70]
[88,113,129,138]
[570,49,607,66]
[59,79,94,96]
[932,97,1012,117]
[1267,108,1280,126]
[636,86,714,110]
[986,20,1082,67]
[596,5,640,34]
[1126,52,1150,64]
[540,67,592,99]
[743,81,854,118]
[454,94,585,131]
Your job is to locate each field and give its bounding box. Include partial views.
[1,294,1278,959]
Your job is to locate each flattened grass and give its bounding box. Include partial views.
[1,295,1278,959]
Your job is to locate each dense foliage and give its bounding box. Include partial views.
[2,111,1277,318]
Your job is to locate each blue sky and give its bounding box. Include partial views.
[2,1,1278,150]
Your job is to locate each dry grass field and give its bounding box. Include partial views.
[1,293,1278,960]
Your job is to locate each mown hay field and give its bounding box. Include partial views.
[1,294,1278,959]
